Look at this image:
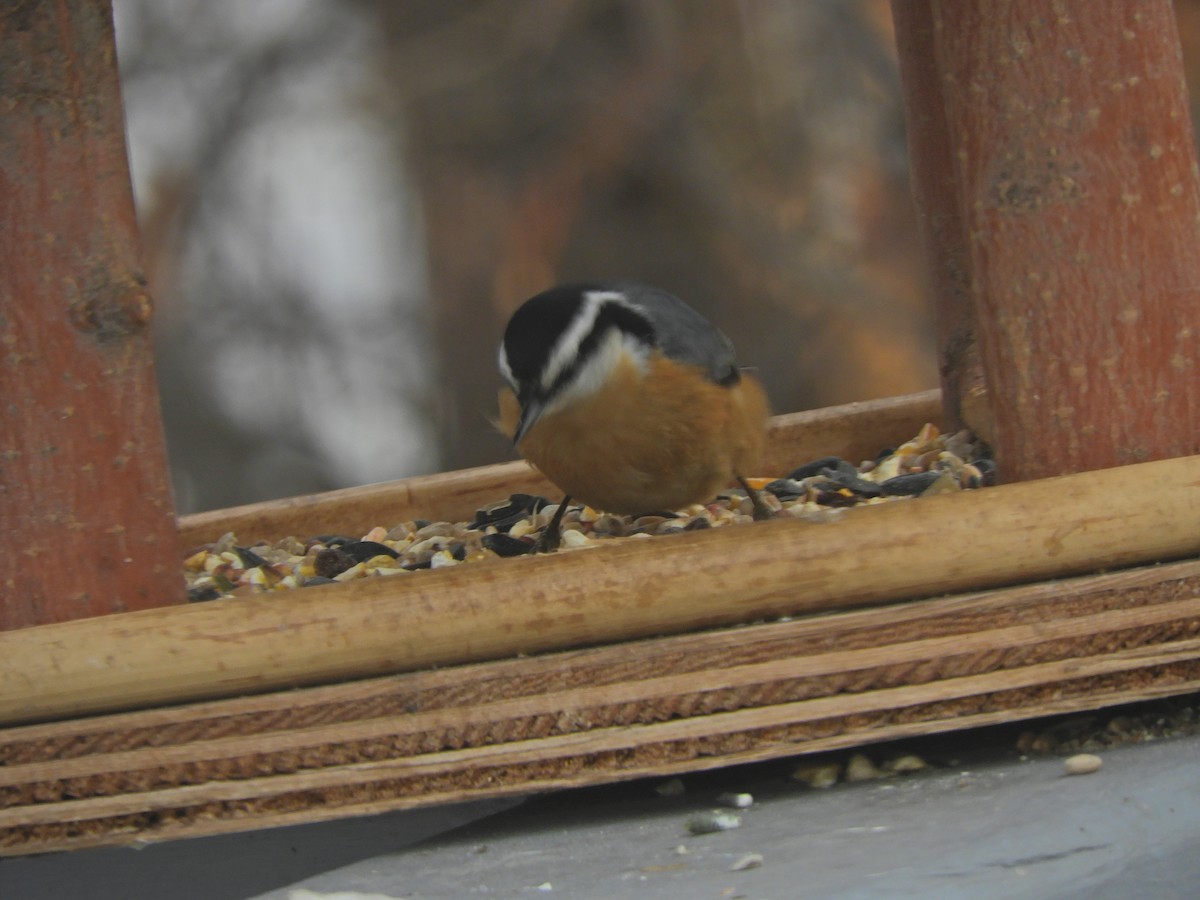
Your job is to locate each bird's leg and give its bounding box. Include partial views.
[737,475,775,521]
[533,495,572,553]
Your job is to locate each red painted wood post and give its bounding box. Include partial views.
[0,1,183,629]
[891,1,986,439]
[893,0,1200,481]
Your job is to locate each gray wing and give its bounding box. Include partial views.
[614,283,740,385]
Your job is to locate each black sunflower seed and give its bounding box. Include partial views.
[340,540,400,562]
[787,456,848,480]
[880,471,943,496]
[482,532,535,557]
[765,478,805,501]
[470,493,552,532]
[234,546,268,569]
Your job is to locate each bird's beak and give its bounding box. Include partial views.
[512,392,544,446]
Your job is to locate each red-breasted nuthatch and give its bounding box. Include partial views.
[497,282,771,549]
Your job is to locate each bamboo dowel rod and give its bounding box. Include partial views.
[176,390,943,548]
[2,454,1197,725]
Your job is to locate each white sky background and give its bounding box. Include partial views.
[113,0,434,508]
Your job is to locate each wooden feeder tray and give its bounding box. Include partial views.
[2,389,1198,857]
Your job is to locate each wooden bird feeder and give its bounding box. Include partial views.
[1,0,1198,857]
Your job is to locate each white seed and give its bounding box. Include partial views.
[558,529,593,549]
[1063,753,1102,775]
[868,455,902,481]
[332,562,365,582]
[716,791,754,809]
[244,568,271,588]
[508,519,535,539]
[686,811,742,834]
[729,852,763,871]
[430,549,459,568]
[413,521,455,540]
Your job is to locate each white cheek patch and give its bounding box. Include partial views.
[543,329,649,417]
[498,344,516,389]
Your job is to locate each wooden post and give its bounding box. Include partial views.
[893,1,1200,480]
[0,1,182,628]
[891,2,988,440]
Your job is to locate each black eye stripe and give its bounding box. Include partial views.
[545,300,656,396]
[578,301,655,359]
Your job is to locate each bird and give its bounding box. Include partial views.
[497,281,771,551]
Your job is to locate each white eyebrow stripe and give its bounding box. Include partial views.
[539,290,625,391]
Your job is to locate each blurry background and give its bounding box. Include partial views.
[112,1,1200,515]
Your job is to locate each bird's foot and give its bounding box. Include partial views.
[531,495,571,553]
[737,475,777,521]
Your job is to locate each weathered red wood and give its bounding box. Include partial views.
[0,1,183,628]
[891,2,988,440]
[894,1,1200,480]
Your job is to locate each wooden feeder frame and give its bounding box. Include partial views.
[2,0,1199,858]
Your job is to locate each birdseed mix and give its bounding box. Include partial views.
[184,424,992,602]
